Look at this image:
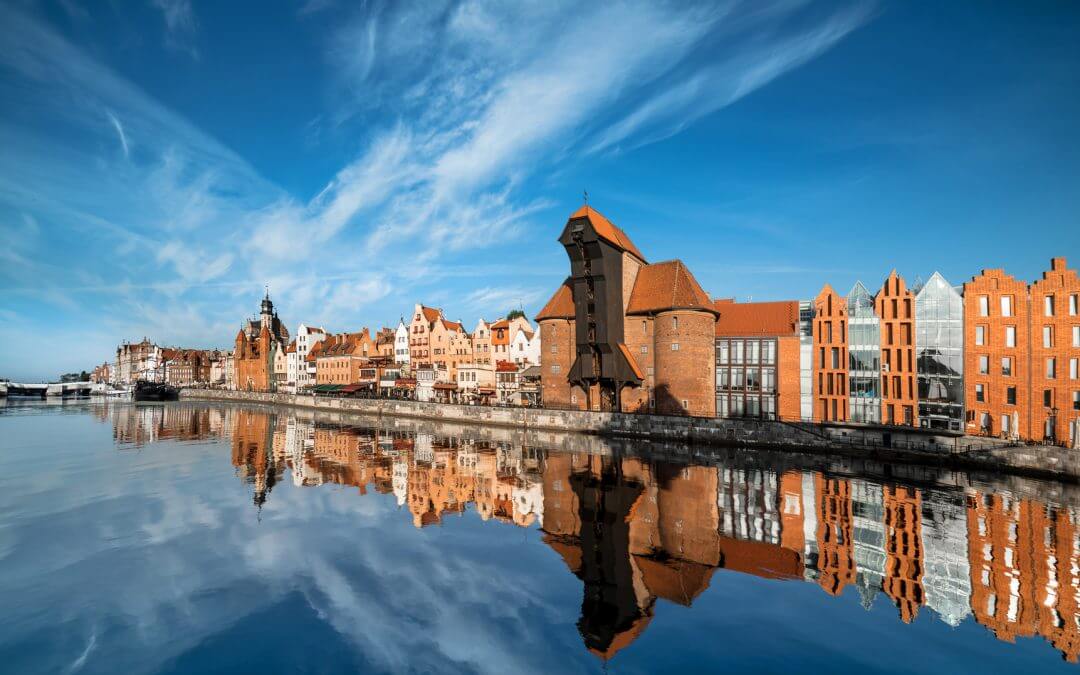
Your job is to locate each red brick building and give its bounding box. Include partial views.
[1029,258,1080,445]
[713,299,801,421]
[234,291,289,392]
[876,271,917,426]
[536,205,717,416]
[812,285,848,422]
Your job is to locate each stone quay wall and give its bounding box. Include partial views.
[180,389,1080,480]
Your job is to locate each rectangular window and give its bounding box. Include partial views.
[762,340,776,365]
[762,368,776,393]
[979,355,989,374]
[1047,358,1057,379]
[746,396,761,418]
[746,368,761,391]
[979,295,989,316]
[731,367,744,389]
[1071,294,1079,316]
[975,325,986,346]
[976,384,985,402]
[1044,389,1053,408]
[818,347,825,369]
[1002,414,1012,434]
[1044,325,1053,348]
[718,341,729,364]
[1001,296,1013,317]
[732,341,743,364]
[747,340,761,363]
[1001,357,1012,376]
[1005,326,1016,348]
[640,345,648,354]
[980,412,991,432]
[1071,358,1079,380]
[1046,295,1056,317]
[1074,325,1080,347]
[670,343,680,351]
[551,364,561,374]
[1074,391,1080,411]
[831,348,840,369]
[717,368,729,388]
[1006,386,1016,405]
[825,322,833,343]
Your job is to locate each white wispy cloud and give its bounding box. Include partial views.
[106,110,129,158]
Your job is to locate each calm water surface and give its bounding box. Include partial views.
[1,400,1079,673]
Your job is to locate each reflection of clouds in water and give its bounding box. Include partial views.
[0,418,587,674]
[240,497,580,674]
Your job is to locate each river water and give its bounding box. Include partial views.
[1,399,1078,673]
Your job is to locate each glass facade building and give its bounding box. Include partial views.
[915,272,965,430]
[847,282,881,424]
[716,337,778,419]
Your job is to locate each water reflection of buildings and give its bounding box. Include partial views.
[112,406,1080,663]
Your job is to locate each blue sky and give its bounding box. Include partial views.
[1,1,1078,381]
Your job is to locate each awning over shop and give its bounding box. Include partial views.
[313,384,342,393]
[477,387,496,395]
[433,383,457,391]
[394,378,417,389]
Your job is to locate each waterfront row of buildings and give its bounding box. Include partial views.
[93,204,1080,446]
[533,205,1080,446]
[100,404,1080,663]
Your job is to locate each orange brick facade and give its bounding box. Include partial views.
[964,269,1033,440]
[1030,258,1080,445]
[876,272,917,426]
[813,285,848,422]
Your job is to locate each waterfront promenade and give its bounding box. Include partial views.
[181,388,1080,481]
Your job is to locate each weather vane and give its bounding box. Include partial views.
[583,189,589,205]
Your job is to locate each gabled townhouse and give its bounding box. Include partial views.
[471,319,492,365]
[408,304,443,364]
[510,323,541,367]
[429,317,472,379]
[394,319,411,367]
[293,323,327,392]
[375,328,396,360]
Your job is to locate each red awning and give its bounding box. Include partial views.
[433,383,457,391]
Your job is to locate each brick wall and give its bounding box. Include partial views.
[777,335,801,422]
[1030,258,1080,444]
[964,269,1031,440]
[621,315,655,413]
[653,310,716,417]
[539,318,579,408]
[876,272,917,426]
[813,286,848,422]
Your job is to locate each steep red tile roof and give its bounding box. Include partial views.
[626,260,717,316]
[421,305,442,323]
[568,205,646,262]
[489,318,510,330]
[535,278,574,321]
[617,343,645,380]
[713,299,799,337]
[286,340,297,354]
[440,319,465,333]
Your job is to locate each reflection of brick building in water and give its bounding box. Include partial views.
[882,485,924,623]
[210,409,1080,663]
[966,492,1080,662]
[814,476,855,596]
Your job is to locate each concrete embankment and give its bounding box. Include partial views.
[180,389,1080,481]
